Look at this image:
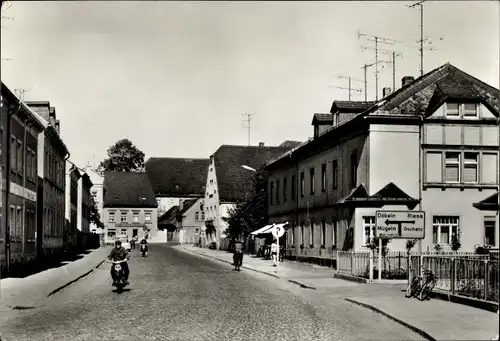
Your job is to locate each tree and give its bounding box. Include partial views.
[89,196,104,229]
[98,139,145,173]
[222,167,268,240]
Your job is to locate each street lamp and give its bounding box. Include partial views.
[241,165,257,172]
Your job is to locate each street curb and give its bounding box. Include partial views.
[345,298,436,341]
[47,259,106,297]
[177,246,281,279]
[288,279,317,290]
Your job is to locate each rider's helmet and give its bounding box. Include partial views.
[115,240,122,247]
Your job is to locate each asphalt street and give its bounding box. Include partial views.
[0,244,425,341]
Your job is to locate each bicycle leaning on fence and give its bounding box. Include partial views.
[405,265,439,301]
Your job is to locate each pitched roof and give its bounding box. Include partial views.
[145,157,210,197]
[330,101,377,113]
[158,205,179,224]
[179,199,198,215]
[370,182,418,202]
[312,113,334,125]
[213,144,295,202]
[103,172,158,208]
[473,192,499,210]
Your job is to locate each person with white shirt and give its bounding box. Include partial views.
[270,240,279,266]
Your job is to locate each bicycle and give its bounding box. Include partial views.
[405,266,438,301]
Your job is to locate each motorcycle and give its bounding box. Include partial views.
[106,259,128,291]
[140,244,148,257]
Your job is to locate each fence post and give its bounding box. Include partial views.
[408,254,412,283]
[484,259,489,301]
[451,258,455,294]
[351,251,354,276]
[420,254,424,278]
[369,249,374,283]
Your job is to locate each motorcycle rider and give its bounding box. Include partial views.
[139,237,148,254]
[108,240,130,285]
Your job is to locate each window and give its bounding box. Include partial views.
[444,152,460,183]
[10,136,16,170]
[309,167,315,194]
[26,148,32,178]
[332,160,338,190]
[291,175,296,200]
[16,206,22,241]
[350,153,357,188]
[363,216,376,246]
[132,212,139,223]
[201,212,205,220]
[276,179,280,204]
[145,212,151,222]
[309,222,314,246]
[109,212,115,222]
[484,217,496,246]
[321,220,326,246]
[463,103,478,118]
[9,206,15,240]
[300,172,305,197]
[195,212,199,220]
[463,152,478,183]
[291,225,295,245]
[121,229,127,235]
[283,177,287,202]
[321,163,326,192]
[445,103,459,117]
[332,220,337,248]
[301,223,304,245]
[107,229,116,238]
[120,212,127,222]
[432,216,459,245]
[270,181,274,204]
[16,140,22,172]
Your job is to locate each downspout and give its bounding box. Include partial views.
[418,115,423,254]
[5,102,22,274]
[291,151,300,261]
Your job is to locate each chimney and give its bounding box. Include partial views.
[49,107,56,126]
[55,120,60,134]
[258,142,265,147]
[402,76,415,87]
[382,87,392,97]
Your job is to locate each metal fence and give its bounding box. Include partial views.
[409,255,500,303]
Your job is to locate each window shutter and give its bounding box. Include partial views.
[463,164,477,182]
[445,165,459,182]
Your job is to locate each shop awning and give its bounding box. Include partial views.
[250,224,273,235]
[335,182,419,209]
[473,192,499,211]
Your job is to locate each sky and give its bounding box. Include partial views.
[1,1,499,169]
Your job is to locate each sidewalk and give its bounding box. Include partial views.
[0,246,110,310]
[178,245,499,341]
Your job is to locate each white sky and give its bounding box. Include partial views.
[1,1,499,168]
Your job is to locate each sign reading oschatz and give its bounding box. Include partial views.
[375,211,425,239]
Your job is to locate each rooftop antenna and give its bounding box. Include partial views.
[241,113,255,146]
[14,86,38,101]
[328,85,363,102]
[358,31,402,100]
[360,61,389,101]
[333,75,364,101]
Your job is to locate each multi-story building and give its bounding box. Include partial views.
[102,172,158,244]
[85,167,104,234]
[266,63,499,259]
[204,142,301,248]
[26,101,69,261]
[65,164,80,249]
[1,83,44,275]
[77,172,93,233]
[145,157,209,242]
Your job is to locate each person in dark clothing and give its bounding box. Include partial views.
[139,238,148,252]
[233,239,244,271]
[108,240,130,285]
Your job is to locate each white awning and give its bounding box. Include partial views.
[250,224,273,235]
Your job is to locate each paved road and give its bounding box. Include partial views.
[0,244,425,341]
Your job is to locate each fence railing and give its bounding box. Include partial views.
[409,255,500,303]
[337,251,370,277]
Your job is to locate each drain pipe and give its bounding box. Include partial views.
[418,115,423,255]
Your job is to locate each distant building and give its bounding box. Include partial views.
[85,167,104,234]
[102,172,158,244]
[65,165,80,249]
[176,198,204,244]
[26,101,69,260]
[1,83,45,275]
[266,63,499,258]
[78,173,93,233]
[204,142,301,248]
[145,157,210,242]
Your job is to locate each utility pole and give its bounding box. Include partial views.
[333,75,364,101]
[241,113,255,146]
[358,31,402,100]
[328,85,362,101]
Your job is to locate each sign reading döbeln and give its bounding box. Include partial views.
[375,211,425,239]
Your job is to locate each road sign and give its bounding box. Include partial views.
[271,224,285,238]
[375,211,425,239]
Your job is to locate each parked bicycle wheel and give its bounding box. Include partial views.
[405,277,420,298]
[418,277,437,301]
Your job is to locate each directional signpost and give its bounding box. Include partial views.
[372,211,425,281]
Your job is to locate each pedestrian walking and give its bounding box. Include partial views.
[271,239,278,266]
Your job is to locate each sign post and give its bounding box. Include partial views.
[375,210,425,281]
[271,224,285,268]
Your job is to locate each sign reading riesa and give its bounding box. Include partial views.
[375,211,425,239]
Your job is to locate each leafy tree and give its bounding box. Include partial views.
[98,139,145,173]
[89,195,104,229]
[222,167,268,240]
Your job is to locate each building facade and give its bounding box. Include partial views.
[65,165,80,249]
[102,172,158,244]
[266,63,499,258]
[26,102,69,260]
[1,83,44,275]
[204,143,301,248]
[177,198,205,244]
[77,173,93,233]
[85,168,104,234]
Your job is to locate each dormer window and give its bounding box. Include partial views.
[463,103,478,118]
[314,125,319,138]
[445,103,459,117]
[445,102,478,118]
